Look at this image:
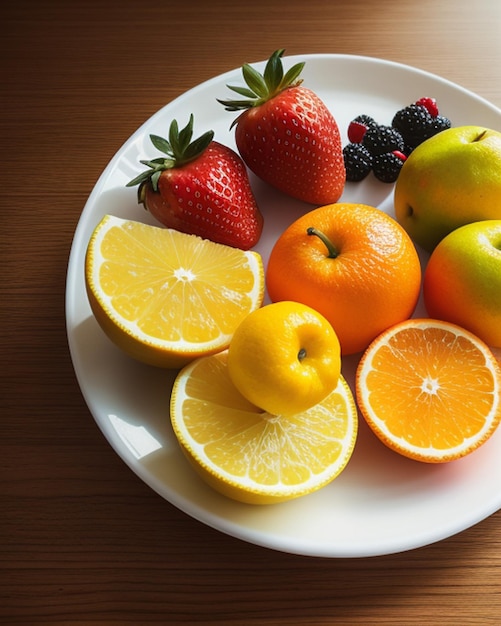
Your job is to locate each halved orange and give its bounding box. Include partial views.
[356,319,501,463]
[85,215,264,368]
[170,350,358,504]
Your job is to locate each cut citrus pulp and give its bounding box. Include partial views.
[170,350,358,504]
[85,215,264,368]
[356,319,501,463]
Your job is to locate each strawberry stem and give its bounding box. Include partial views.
[307,227,339,259]
[126,114,214,191]
[217,49,305,126]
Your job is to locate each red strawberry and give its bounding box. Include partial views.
[217,49,345,205]
[126,115,263,250]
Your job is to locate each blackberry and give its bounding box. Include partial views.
[431,115,452,134]
[373,151,407,183]
[347,115,378,143]
[362,125,405,156]
[392,103,451,151]
[352,114,378,129]
[392,104,430,148]
[343,143,373,182]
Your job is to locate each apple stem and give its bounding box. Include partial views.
[306,227,339,258]
[297,347,307,362]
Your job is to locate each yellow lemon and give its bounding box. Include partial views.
[85,215,264,368]
[227,301,341,416]
[170,350,358,504]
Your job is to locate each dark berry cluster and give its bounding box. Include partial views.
[392,98,451,152]
[343,98,451,184]
[343,117,406,183]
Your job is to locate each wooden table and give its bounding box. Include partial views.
[3,1,501,623]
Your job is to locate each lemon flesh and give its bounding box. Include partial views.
[85,215,264,368]
[171,350,358,504]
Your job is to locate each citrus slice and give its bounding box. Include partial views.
[170,350,358,504]
[356,319,501,463]
[85,215,264,368]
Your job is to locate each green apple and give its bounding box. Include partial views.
[423,219,501,347]
[394,126,501,251]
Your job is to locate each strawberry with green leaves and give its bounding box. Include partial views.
[127,115,263,250]
[218,49,346,205]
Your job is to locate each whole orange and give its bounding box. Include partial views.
[266,203,422,355]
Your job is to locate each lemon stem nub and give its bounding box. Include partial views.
[298,347,307,362]
[307,227,339,259]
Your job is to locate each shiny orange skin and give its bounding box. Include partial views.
[266,203,422,355]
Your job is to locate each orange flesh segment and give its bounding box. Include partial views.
[367,326,497,448]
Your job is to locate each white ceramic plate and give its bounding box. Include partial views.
[66,54,501,558]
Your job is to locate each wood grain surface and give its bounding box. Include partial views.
[2,0,501,623]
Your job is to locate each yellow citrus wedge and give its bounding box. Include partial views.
[170,350,358,504]
[85,215,264,368]
[356,319,501,463]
